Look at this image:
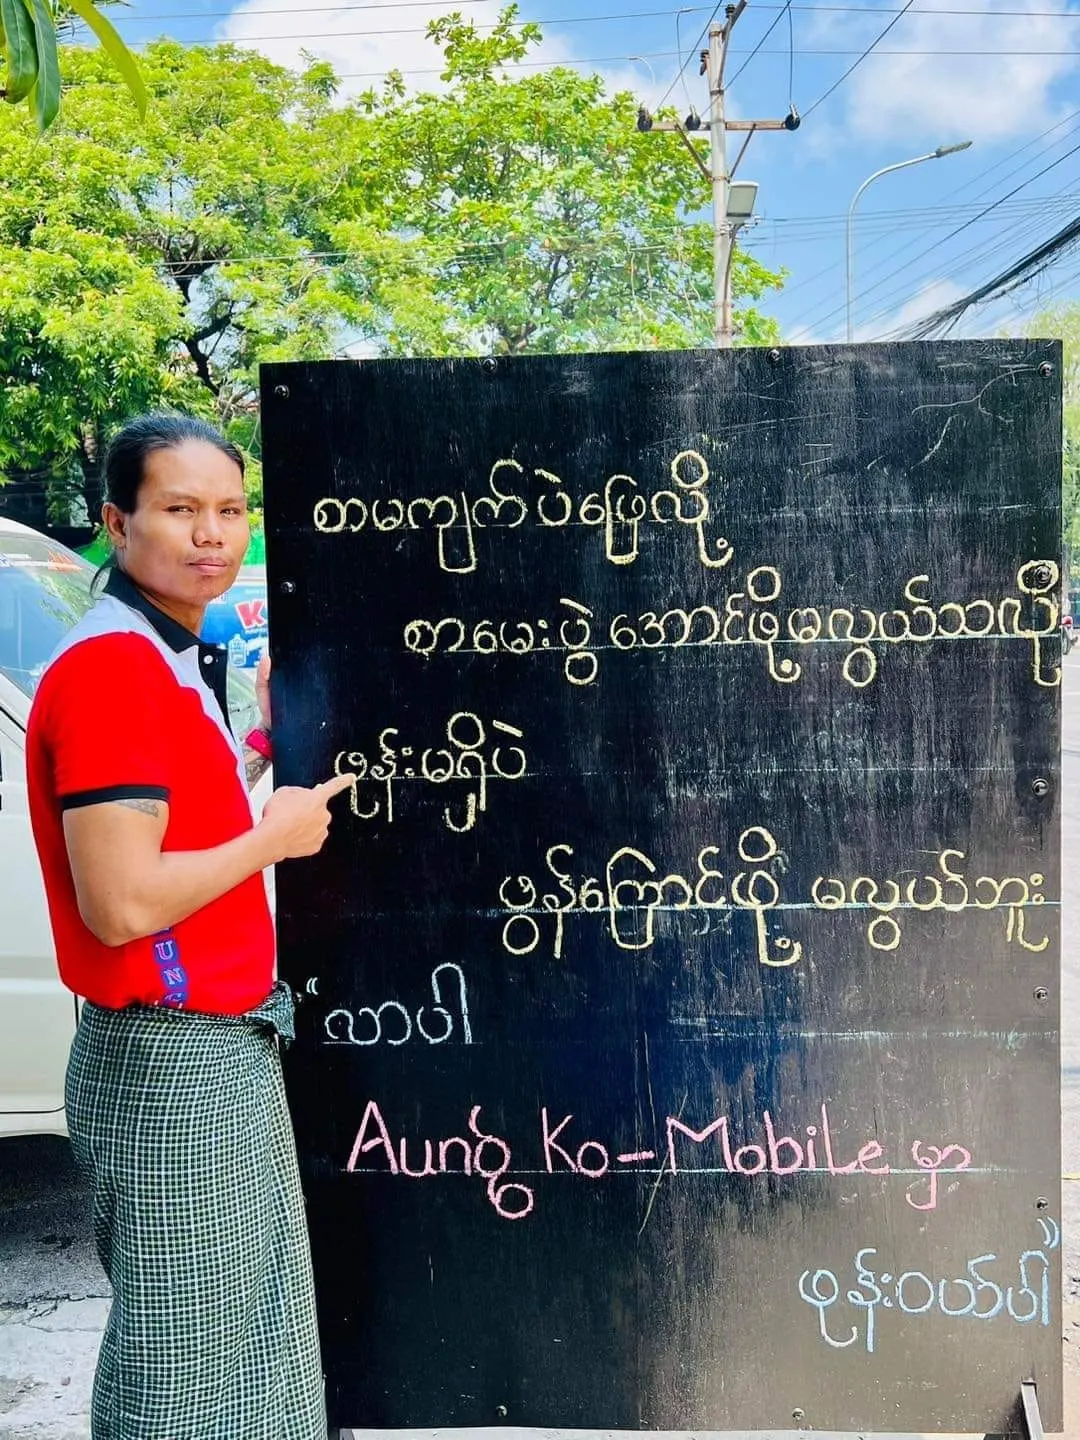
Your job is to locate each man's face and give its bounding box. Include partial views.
[104,440,249,632]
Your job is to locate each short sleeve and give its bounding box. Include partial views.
[36,634,174,810]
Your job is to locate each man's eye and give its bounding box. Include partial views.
[167,505,193,514]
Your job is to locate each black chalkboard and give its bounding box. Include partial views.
[261,343,1062,1435]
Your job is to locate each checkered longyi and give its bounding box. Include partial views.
[65,984,327,1440]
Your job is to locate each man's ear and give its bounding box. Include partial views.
[102,502,128,551]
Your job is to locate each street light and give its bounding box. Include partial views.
[728,181,759,227]
[846,140,973,343]
[717,182,759,345]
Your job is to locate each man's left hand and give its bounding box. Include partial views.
[256,652,271,732]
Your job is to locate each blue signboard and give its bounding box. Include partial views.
[200,566,268,669]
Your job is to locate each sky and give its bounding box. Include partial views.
[87,0,1080,343]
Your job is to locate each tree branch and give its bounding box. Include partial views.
[182,336,221,396]
[189,305,236,346]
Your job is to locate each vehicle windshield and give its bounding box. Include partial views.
[0,534,96,697]
[0,531,259,735]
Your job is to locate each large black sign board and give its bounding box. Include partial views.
[261,343,1062,1435]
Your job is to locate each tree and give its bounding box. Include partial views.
[0,41,357,519]
[1,0,144,130]
[325,8,783,355]
[1028,304,1080,581]
[0,13,784,522]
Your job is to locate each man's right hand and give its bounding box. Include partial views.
[259,775,355,862]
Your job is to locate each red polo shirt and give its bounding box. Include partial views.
[27,569,275,1015]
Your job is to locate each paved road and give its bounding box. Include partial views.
[3,659,1080,1439]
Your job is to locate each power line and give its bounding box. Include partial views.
[779,110,1080,334]
[727,0,791,87]
[674,9,700,115]
[654,3,723,110]
[831,188,1080,338]
[747,196,1080,246]
[801,0,918,117]
[134,26,1078,57]
[898,212,1080,338]
[1016,258,1080,314]
[99,1,1080,21]
[852,197,1080,337]
[18,201,1073,282]
[793,135,1080,336]
[760,194,1080,228]
[110,45,1077,82]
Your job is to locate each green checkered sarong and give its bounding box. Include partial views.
[65,983,327,1440]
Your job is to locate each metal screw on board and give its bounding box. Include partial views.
[1038,362,1054,378]
[1033,563,1053,587]
[1031,777,1050,798]
[496,1406,508,1418]
[482,357,498,374]
[1034,987,1049,1002]
[767,348,782,363]
[792,1408,805,1423]
[274,384,290,399]
[280,580,296,596]
[1036,1197,1050,1210]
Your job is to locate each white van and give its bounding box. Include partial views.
[0,518,262,1137]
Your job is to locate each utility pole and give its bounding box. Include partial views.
[638,2,798,348]
[708,20,730,347]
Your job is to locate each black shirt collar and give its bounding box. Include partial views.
[104,566,232,728]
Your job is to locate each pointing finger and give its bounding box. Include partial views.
[317,774,357,801]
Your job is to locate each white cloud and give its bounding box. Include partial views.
[217,1,662,105]
[806,0,1079,146]
[854,277,1038,341]
[785,277,965,343]
[859,277,967,337]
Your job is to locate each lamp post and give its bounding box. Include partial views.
[721,180,759,345]
[846,140,972,343]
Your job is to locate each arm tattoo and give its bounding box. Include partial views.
[116,798,163,818]
[245,746,272,790]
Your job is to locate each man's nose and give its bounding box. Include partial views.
[194,510,225,545]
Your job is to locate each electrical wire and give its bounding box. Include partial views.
[835,189,1080,339]
[1018,257,1080,313]
[99,2,1080,23]
[10,201,1067,287]
[778,110,1080,335]
[726,1,790,87]
[853,194,1080,337]
[745,195,1080,246]
[674,9,699,115]
[801,0,917,117]
[790,135,1080,337]
[653,2,723,111]
[132,198,1080,275]
[898,212,1080,338]
[139,24,1077,57]
[110,29,1073,81]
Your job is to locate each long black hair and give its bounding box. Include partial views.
[94,413,247,588]
[103,412,245,513]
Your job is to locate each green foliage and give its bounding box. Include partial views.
[0,41,346,515]
[0,0,37,103]
[65,0,146,116]
[26,0,61,129]
[0,11,784,518]
[340,6,783,355]
[1028,305,1080,576]
[0,0,143,129]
